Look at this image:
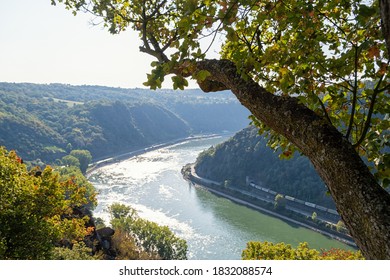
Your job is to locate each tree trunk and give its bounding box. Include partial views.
[380,0,390,57]
[194,59,390,259]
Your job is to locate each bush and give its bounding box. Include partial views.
[242,241,363,260]
[50,242,98,260]
[111,229,160,260]
[109,203,188,260]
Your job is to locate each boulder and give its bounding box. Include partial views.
[96,227,115,238]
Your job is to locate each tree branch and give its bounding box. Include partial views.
[203,0,240,55]
[137,3,170,63]
[317,94,333,126]
[147,0,168,20]
[345,45,359,140]
[353,74,384,148]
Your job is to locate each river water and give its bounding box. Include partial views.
[89,135,354,260]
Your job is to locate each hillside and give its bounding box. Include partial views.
[194,126,336,209]
[0,82,250,162]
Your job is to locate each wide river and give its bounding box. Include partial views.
[89,135,354,260]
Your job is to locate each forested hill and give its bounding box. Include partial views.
[194,126,336,209]
[0,82,250,162]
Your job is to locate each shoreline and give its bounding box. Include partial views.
[182,163,357,249]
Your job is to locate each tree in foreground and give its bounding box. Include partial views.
[53,0,390,259]
[0,147,95,259]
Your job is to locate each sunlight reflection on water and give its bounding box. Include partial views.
[89,136,355,259]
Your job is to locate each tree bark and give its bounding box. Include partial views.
[380,0,390,57]
[193,59,390,259]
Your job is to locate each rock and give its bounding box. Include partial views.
[102,240,111,250]
[96,227,115,238]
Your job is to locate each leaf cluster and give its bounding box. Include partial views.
[58,165,97,210]
[219,0,389,185]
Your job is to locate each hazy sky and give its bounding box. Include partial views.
[0,0,197,88]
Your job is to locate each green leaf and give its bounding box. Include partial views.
[150,61,160,67]
[358,4,376,18]
[171,75,188,90]
[193,70,211,82]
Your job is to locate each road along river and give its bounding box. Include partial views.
[88,135,355,259]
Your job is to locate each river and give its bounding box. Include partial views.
[88,135,355,260]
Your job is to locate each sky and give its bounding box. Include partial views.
[0,0,197,88]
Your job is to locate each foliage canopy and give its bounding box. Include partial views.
[52,0,389,186]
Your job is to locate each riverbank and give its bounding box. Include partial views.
[181,163,357,249]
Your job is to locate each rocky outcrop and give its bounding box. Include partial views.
[57,206,117,259]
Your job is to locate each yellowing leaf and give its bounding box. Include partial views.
[279,67,288,76]
[367,45,380,58]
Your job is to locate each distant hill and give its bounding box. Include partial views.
[0,82,250,162]
[194,126,336,208]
